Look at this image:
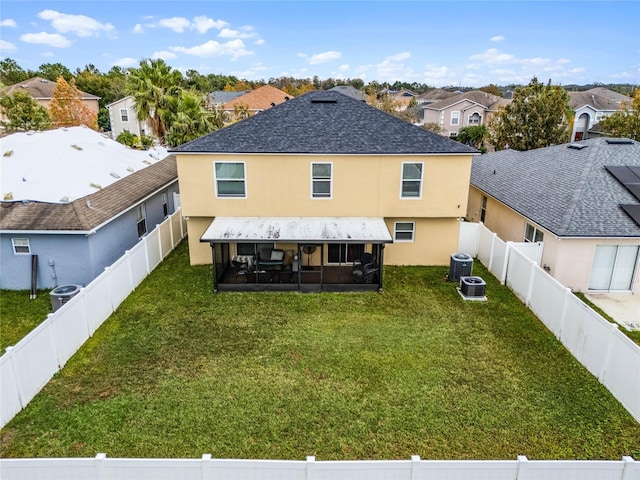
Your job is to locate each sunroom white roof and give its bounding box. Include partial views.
[200,217,393,243]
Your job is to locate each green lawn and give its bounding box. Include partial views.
[1,241,638,460]
[0,290,52,351]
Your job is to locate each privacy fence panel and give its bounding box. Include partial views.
[602,333,640,419]
[107,255,134,309]
[50,296,90,367]
[145,229,162,271]
[457,221,479,256]
[129,241,150,288]
[159,220,173,258]
[0,355,22,426]
[82,273,114,335]
[527,266,566,334]
[505,249,532,301]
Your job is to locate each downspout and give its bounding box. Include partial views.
[30,254,38,300]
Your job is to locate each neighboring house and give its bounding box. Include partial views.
[466,138,640,294]
[329,85,367,102]
[208,90,251,107]
[379,89,418,110]
[0,126,178,290]
[1,77,100,124]
[421,90,510,137]
[415,89,459,106]
[106,96,152,140]
[568,87,632,141]
[222,85,291,120]
[171,90,478,292]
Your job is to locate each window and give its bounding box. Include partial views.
[589,245,639,291]
[328,243,365,263]
[311,162,332,198]
[480,195,487,223]
[11,238,30,254]
[120,108,129,122]
[401,162,423,198]
[450,111,460,125]
[136,204,147,238]
[468,112,481,125]
[394,222,415,242]
[215,162,246,198]
[237,243,274,256]
[162,191,168,217]
[524,223,543,243]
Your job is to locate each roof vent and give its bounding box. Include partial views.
[40,79,48,83]
[60,195,70,203]
[311,99,337,104]
[110,172,121,179]
[127,167,135,173]
[606,138,633,145]
[567,143,588,150]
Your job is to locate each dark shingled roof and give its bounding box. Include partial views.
[470,138,640,237]
[0,155,177,231]
[171,90,478,155]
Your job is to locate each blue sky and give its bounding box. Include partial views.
[1,1,639,87]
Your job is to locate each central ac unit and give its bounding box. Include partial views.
[50,284,82,312]
[459,276,486,298]
[449,253,473,281]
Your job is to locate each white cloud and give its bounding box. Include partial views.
[219,26,258,40]
[568,67,586,74]
[151,50,177,60]
[171,39,253,59]
[192,16,228,33]
[254,39,265,46]
[490,35,505,42]
[158,17,191,33]
[113,57,138,68]
[308,51,341,65]
[557,58,570,64]
[0,40,17,51]
[133,24,144,34]
[20,32,71,48]
[38,9,115,38]
[0,19,17,28]
[469,48,515,65]
[338,64,350,72]
[375,52,414,81]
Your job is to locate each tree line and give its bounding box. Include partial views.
[1,57,638,149]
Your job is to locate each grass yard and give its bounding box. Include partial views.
[1,240,639,460]
[0,290,52,351]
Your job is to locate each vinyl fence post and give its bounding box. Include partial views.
[5,346,25,410]
[488,232,496,271]
[516,455,529,480]
[95,453,106,480]
[525,261,536,307]
[502,242,512,285]
[306,455,316,480]
[599,322,619,383]
[557,287,572,340]
[201,454,211,480]
[621,456,635,480]
[411,455,421,480]
[47,313,63,369]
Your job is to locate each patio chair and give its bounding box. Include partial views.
[231,259,249,282]
[352,253,376,283]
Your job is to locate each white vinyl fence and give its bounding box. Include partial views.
[1,454,638,480]
[0,209,187,428]
[458,221,640,423]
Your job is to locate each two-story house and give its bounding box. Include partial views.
[172,90,478,292]
[1,77,100,126]
[568,87,633,141]
[106,96,152,140]
[421,91,510,138]
[221,85,291,121]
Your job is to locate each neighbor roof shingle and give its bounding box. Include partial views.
[470,138,640,237]
[4,76,100,100]
[172,90,478,155]
[0,155,177,232]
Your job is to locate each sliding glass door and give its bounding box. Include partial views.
[589,245,639,291]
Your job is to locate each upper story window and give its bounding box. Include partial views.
[394,222,415,242]
[11,238,30,255]
[468,112,481,125]
[120,108,129,122]
[311,162,332,198]
[450,111,460,125]
[524,223,543,243]
[401,162,423,198]
[214,162,246,198]
[136,204,147,238]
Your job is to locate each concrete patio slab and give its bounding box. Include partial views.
[585,292,640,331]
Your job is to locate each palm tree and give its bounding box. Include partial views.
[125,59,183,144]
[164,90,224,147]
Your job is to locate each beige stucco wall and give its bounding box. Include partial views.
[178,152,473,266]
[467,186,640,294]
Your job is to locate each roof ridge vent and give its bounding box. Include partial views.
[606,138,633,145]
[567,143,588,150]
[311,98,337,104]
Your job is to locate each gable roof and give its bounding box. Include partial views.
[4,76,100,101]
[423,90,505,111]
[568,88,631,111]
[1,126,168,203]
[416,89,459,103]
[209,90,250,105]
[470,138,640,237]
[329,85,367,101]
[0,155,177,232]
[223,85,290,111]
[172,90,478,155]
